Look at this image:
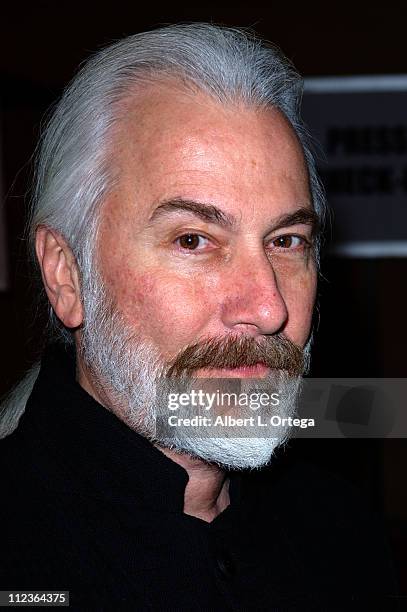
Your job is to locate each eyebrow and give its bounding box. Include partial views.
[149,198,237,228]
[148,197,319,235]
[270,207,320,236]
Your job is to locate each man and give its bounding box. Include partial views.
[0,24,398,610]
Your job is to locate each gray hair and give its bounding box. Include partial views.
[29,22,325,345]
[0,363,40,438]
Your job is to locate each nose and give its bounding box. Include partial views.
[220,251,288,336]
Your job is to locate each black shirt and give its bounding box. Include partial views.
[0,344,399,610]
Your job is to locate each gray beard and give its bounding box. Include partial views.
[79,269,310,470]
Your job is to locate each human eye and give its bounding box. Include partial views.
[268,234,311,252]
[174,233,211,252]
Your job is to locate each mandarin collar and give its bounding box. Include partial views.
[23,342,191,511]
[23,343,244,514]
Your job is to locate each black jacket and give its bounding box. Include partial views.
[0,344,399,610]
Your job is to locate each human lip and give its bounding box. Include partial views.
[195,363,270,378]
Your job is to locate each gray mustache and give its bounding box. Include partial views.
[166,333,304,377]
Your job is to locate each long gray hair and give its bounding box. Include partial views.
[1,23,325,437]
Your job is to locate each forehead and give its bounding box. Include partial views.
[107,81,311,223]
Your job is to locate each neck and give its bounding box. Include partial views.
[159,447,230,522]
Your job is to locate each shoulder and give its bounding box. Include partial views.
[250,456,386,546]
[259,462,397,596]
[242,456,399,603]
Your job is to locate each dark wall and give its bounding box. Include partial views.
[1,0,407,594]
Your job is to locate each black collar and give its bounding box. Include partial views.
[22,343,244,514]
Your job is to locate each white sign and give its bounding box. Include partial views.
[303,75,407,257]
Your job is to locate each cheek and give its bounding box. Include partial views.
[109,267,212,354]
[275,264,317,345]
[287,291,316,345]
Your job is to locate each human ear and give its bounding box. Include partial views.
[35,226,84,329]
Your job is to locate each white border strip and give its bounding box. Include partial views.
[330,241,407,258]
[305,75,407,94]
